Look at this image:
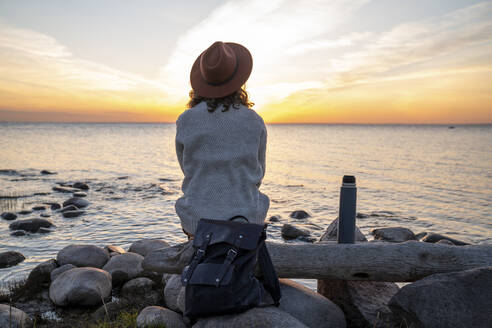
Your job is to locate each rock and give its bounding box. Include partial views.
[137,306,186,328]
[51,264,76,282]
[356,212,369,218]
[73,182,89,190]
[73,192,87,197]
[298,235,317,243]
[193,306,308,328]
[0,304,33,328]
[40,213,51,218]
[281,224,310,240]
[40,170,56,175]
[414,232,427,240]
[121,277,156,297]
[38,227,54,233]
[62,210,85,218]
[163,274,185,313]
[11,230,26,236]
[319,218,367,242]
[52,186,78,193]
[389,267,492,328]
[279,279,346,328]
[60,204,78,212]
[1,211,17,220]
[129,239,170,256]
[57,244,109,268]
[318,279,399,327]
[18,210,32,215]
[0,251,26,268]
[102,252,144,285]
[269,215,280,222]
[32,205,46,211]
[105,245,126,255]
[421,233,470,246]
[47,202,61,210]
[436,239,455,245]
[9,218,55,233]
[92,298,131,322]
[63,197,89,208]
[26,259,58,287]
[49,267,112,306]
[370,227,416,243]
[0,169,19,175]
[290,210,310,219]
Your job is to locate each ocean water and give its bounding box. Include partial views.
[1,123,491,286]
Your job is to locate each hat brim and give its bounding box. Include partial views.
[190,42,253,99]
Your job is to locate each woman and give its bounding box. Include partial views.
[175,41,269,238]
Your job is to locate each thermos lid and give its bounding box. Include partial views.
[342,175,356,184]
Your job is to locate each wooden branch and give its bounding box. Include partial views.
[142,241,492,282]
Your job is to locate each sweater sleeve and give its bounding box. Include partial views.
[175,117,185,174]
[257,124,267,187]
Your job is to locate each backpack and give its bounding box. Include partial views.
[181,216,281,320]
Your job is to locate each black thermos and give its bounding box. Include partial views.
[337,175,357,243]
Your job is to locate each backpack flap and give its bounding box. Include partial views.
[193,219,264,250]
[188,262,234,286]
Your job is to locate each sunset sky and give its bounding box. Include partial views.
[0,0,491,124]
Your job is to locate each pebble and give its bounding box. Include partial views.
[40,170,57,175]
[1,211,17,220]
[290,210,311,219]
[72,182,89,190]
[63,197,89,208]
[32,205,46,211]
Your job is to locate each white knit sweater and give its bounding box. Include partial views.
[175,102,269,234]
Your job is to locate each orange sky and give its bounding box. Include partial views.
[0,1,491,124]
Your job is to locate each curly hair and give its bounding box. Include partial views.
[186,87,254,112]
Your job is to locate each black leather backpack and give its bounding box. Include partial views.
[181,216,281,320]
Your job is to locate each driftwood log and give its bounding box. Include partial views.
[142,241,492,282]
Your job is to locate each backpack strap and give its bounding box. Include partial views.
[214,233,243,287]
[257,227,281,306]
[182,232,212,285]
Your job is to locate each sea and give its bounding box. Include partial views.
[1,123,491,289]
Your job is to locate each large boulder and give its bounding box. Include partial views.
[279,279,346,328]
[319,218,367,242]
[389,267,492,328]
[51,264,76,282]
[164,274,185,313]
[193,306,308,328]
[129,239,170,257]
[371,227,416,243]
[62,197,89,208]
[57,244,109,268]
[281,224,310,240]
[0,251,25,268]
[49,267,112,306]
[9,218,55,233]
[121,277,156,297]
[0,304,33,328]
[137,306,186,328]
[26,259,58,287]
[102,252,144,285]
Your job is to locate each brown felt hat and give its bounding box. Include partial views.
[190,41,253,99]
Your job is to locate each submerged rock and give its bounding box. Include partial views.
[290,210,311,220]
[319,218,367,242]
[1,211,17,220]
[62,210,85,218]
[436,239,455,245]
[49,267,112,306]
[102,252,144,285]
[32,205,46,211]
[63,197,89,208]
[137,306,186,328]
[269,215,281,222]
[57,244,109,268]
[0,251,25,268]
[9,218,55,233]
[40,213,51,218]
[40,170,56,175]
[18,209,33,215]
[279,279,346,328]
[371,227,416,243]
[389,267,492,328]
[11,230,26,236]
[421,233,470,246]
[129,239,170,256]
[72,182,89,190]
[60,204,78,212]
[52,186,78,193]
[0,304,33,328]
[73,192,87,197]
[48,202,61,210]
[281,224,310,240]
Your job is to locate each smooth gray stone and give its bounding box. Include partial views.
[52,186,78,193]
[49,267,112,306]
[319,217,367,242]
[143,241,194,274]
[72,182,89,190]
[57,244,109,268]
[129,239,170,256]
[121,277,156,297]
[1,211,17,220]
[421,233,470,246]
[0,304,33,328]
[11,230,26,236]
[9,218,55,233]
[102,252,144,285]
[26,259,57,286]
[60,205,78,212]
[290,210,310,219]
[281,223,310,240]
[51,264,76,282]
[279,279,346,328]
[371,227,416,243]
[62,197,89,208]
[389,267,492,328]
[137,306,186,328]
[0,251,25,268]
[164,274,185,313]
[436,239,455,245]
[40,213,51,218]
[62,210,85,218]
[105,245,126,255]
[193,306,308,328]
